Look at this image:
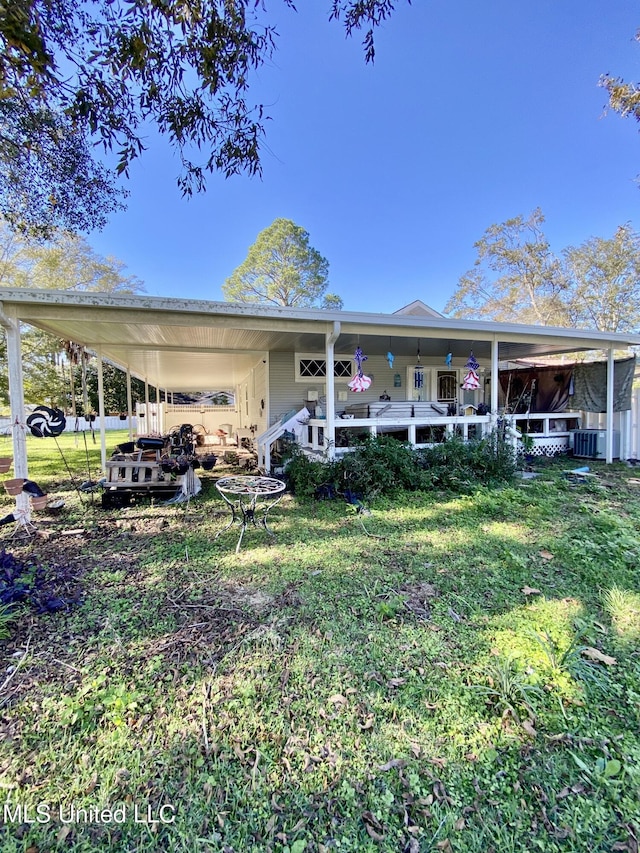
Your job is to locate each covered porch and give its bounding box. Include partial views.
[0,290,638,508]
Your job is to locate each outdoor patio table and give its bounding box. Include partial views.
[214,475,286,553]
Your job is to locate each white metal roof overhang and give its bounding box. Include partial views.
[1,289,639,392]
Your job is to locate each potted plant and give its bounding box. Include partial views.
[174,455,190,475]
[519,431,536,464]
[201,454,217,471]
[160,456,177,474]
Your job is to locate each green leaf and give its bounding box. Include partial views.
[604,759,622,778]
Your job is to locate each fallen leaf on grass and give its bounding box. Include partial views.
[436,840,453,852]
[539,550,554,561]
[522,586,541,596]
[327,693,348,705]
[84,770,98,795]
[522,719,537,738]
[359,714,375,731]
[557,783,586,799]
[387,677,406,688]
[378,758,407,772]
[362,811,384,841]
[57,826,71,843]
[581,647,616,666]
[454,818,466,831]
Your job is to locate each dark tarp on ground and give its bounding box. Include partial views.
[570,356,636,413]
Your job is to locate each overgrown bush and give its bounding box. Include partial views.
[281,445,341,499]
[416,432,517,491]
[340,435,425,497]
[283,431,516,501]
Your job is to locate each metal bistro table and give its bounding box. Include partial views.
[214,475,286,553]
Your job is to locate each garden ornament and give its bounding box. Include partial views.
[26,406,66,438]
[349,346,372,392]
[462,351,480,391]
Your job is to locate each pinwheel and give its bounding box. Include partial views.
[26,406,66,438]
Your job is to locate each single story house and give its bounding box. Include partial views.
[1,289,639,506]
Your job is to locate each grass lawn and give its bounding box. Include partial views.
[0,431,639,851]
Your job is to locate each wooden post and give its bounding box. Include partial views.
[96,349,107,474]
[126,366,133,441]
[1,307,30,521]
[325,321,341,460]
[606,347,614,463]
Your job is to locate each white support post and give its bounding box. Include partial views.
[324,321,341,460]
[126,367,133,441]
[2,308,30,521]
[145,380,150,433]
[606,347,615,463]
[96,350,107,474]
[490,335,499,421]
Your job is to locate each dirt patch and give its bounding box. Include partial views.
[398,581,439,620]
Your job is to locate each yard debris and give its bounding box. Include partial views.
[581,647,616,666]
[378,758,406,772]
[522,586,542,596]
[448,606,463,622]
[362,810,385,841]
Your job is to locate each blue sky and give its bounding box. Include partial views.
[88,0,640,315]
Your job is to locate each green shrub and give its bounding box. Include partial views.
[416,432,516,491]
[340,434,425,497]
[282,444,341,499]
[0,603,14,640]
[283,431,516,501]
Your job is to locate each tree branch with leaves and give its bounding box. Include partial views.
[446,210,640,334]
[0,0,410,236]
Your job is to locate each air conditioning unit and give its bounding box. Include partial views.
[571,429,620,459]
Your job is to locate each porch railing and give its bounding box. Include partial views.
[257,407,310,472]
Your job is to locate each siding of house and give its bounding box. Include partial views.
[267,351,490,422]
[268,352,299,423]
[236,357,268,435]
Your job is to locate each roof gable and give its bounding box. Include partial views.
[393,300,444,318]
